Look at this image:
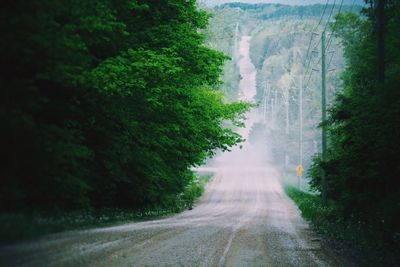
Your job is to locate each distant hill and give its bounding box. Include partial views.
[216,3,362,20]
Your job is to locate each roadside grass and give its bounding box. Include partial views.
[286,186,400,266]
[280,166,311,192]
[285,187,340,236]
[0,175,211,244]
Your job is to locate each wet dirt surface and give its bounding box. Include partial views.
[0,166,347,267]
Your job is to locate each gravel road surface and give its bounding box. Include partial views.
[0,165,345,267]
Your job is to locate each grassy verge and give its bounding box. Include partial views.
[285,186,400,266]
[285,187,340,235]
[0,175,211,244]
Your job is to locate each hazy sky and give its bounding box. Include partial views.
[204,0,365,7]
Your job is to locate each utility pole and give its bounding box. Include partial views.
[299,75,303,189]
[233,22,239,59]
[263,82,268,123]
[271,97,274,127]
[285,88,289,135]
[321,30,328,206]
[284,84,290,169]
[262,83,266,122]
[274,90,278,129]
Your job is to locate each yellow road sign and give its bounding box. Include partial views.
[296,164,303,177]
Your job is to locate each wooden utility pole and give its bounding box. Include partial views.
[262,83,266,122]
[233,22,239,59]
[274,90,278,129]
[285,89,289,135]
[321,30,328,206]
[299,76,303,189]
[271,90,278,129]
[271,97,274,126]
[263,82,269,123]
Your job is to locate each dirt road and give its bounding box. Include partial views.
[0,165,345,267]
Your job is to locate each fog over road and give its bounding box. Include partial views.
[0,36,344,267]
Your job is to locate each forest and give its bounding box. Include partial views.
[0,0,248,212]
[309,1,400,249]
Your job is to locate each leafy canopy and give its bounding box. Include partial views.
[0,0,249,210]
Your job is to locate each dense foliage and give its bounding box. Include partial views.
[309,2,400,247]
[286,186,399,265]
[205,7,242,101]
[0,0,248,211]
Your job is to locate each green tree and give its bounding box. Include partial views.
[0,0,249,211]
[309,2,400,245]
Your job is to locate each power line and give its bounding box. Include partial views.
[304,0,340,89]
[303,0,330,72]
[350,0,357,12]
[310,0,337,55]
[326,0,357,76]
[327,50,336,71]
[325,0,345,70]
[303,1,337,89]
[326,0,344,52]
[303,33,319,74]
[304,66,315,89]
[314,0,331,31]
[303,51,319,89]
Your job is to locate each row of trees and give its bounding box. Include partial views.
[309,1,400,245]
[249,18,344,172]
[0,0,248,211]
[218,3,361,21]
[243,5,346,176]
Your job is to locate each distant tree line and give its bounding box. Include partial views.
[217,3,362,20]
[0,0,248,211]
